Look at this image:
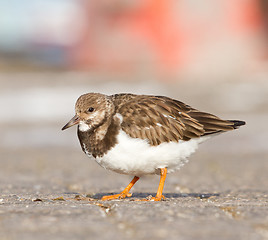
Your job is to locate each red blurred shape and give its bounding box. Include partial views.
[71,0,265,76]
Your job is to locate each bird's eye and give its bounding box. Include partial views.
[88,107,94,112]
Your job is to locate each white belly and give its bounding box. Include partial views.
[86,130,209,176]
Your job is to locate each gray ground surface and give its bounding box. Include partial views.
[0,72,267,240]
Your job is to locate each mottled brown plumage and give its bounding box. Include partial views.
[113,94,243,145]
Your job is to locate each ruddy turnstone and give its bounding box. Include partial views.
[62,93,245,201]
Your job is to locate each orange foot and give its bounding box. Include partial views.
[136,195,166,202]
[149,195,166,201]
[101,192,132,201]
[101,176,140,201]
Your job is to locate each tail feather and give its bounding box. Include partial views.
[202,119,245,136]
[228,120,246,129]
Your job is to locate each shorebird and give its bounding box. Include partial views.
[62,93,245,201]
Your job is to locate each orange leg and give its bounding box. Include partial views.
[136,167,167,201]
[149,167,167,201]
[101,176,139,201]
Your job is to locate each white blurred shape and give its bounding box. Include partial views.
[0,0,86,47]
[30,0,87,45]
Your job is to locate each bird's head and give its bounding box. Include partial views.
[62,93,114,132]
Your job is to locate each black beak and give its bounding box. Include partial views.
[62,115,80,130]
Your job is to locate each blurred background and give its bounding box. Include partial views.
[0,0,268,195]
[0,0,267,76]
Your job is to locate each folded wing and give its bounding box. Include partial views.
[115,95,242,146]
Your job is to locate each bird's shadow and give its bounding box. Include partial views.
[92,192,220,200]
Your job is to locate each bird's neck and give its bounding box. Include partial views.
[77,116,120,158]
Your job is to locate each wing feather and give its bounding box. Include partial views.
[114,94,238,146]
